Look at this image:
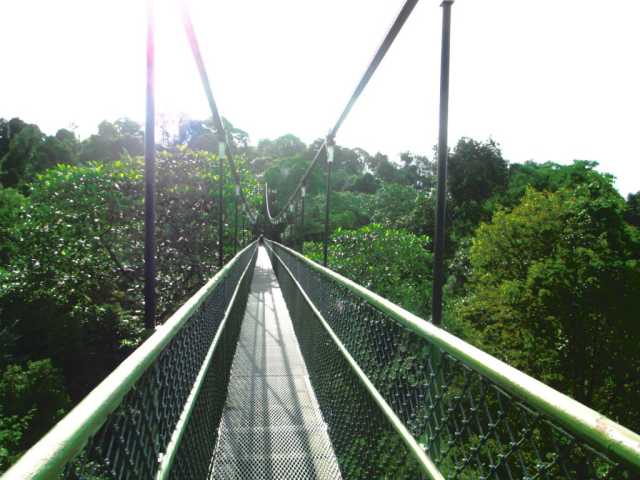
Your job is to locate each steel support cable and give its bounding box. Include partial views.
[264,183,274,221]
[265,0,419,223]
[180,0,259,225]
[328,0,419,139]
[264,144,325,223]
[264,182,290,225]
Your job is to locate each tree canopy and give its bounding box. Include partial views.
[1,114,638,471]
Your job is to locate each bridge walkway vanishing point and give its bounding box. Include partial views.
[210,247,341,479]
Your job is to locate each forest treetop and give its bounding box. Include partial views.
[1,115,639,471]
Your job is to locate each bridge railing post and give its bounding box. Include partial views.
[323,138,335,267]
[300,184,306,253]
[234,185,239,255]
[218,140,226,268]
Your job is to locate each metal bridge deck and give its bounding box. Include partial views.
[210,247,341,479]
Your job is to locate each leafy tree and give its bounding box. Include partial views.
[0,121,78,188]
[0,148,259,401]
[256,134,306,162]
[370,183,417,230]
[498,160,606,209]
[263,155,324,215]
[332,145,367,179]
[399,151,435,190]
[456,183,640,429]
[177,118,218,152]
[626,191,640,227]
[448,138,508,205]
[373,154,403,184]
[0,188,26,266]
[323,192,372,232]
[78,118,143,163]
[0,359,70,471]
[447,138,508,238]
[0,119,28,158]
[306,224,432,317]
[409,190,436,238]
[175,117,250,155]
[349,172,379,194]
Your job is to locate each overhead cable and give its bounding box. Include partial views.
[180,0,259,224]
[266,0,419,222]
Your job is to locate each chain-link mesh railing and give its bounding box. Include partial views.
[168,246,257,480]
[265,240,640,480]
[4,243,257,480]
[266,244,426,479]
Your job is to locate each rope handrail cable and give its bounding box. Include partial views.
[264,144,325,223]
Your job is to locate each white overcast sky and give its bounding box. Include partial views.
[2,0,638,196]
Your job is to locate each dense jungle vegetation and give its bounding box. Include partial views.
[0,115,638,470]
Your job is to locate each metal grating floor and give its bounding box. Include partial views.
[210,247,342,479]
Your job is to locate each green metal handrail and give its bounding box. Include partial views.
[2,241,258,480]
[265,241,443,479]
[267,239,640,477]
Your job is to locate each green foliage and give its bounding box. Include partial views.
[300,191,373,241]
[497,159,606,209]
[447,138,508,239]
[329,192,372,231]
[0,359,70,471]
[626,191,640,227]
[448,138,508,206]
[0,148,259,401]
[399,151,435,190]
[456,184,640,429]
[78,119,143,164]
[2,111,639,473]
[256,134,306,165]
[408,191,436,239]
[370,182,417,230]
[175,116,250,156]
[0,119,78,189]
[264,155,324,204]
[349,172,378,194]
[306,224,432,317]
[0,188,26,266]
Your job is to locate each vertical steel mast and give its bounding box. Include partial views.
[431,0,454,325]
[323,138,335,267]
[144,0,156,329]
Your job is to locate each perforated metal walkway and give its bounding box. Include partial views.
[210,247,342,479]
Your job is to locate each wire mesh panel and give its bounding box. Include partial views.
[209,247,342,480]
[63,245,257,480]
[266,242,425,479]
[266,240,639,480]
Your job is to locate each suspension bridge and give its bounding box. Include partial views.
[4,0,640,479]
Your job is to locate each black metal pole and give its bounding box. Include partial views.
[144,0,156,330]
[300,185,306,253]
[289,204,295,246]
[295,196,300,251]
[218,141,225,268]
[234,186,239,255]
[323,139,334,267]
[432,0,454,326]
